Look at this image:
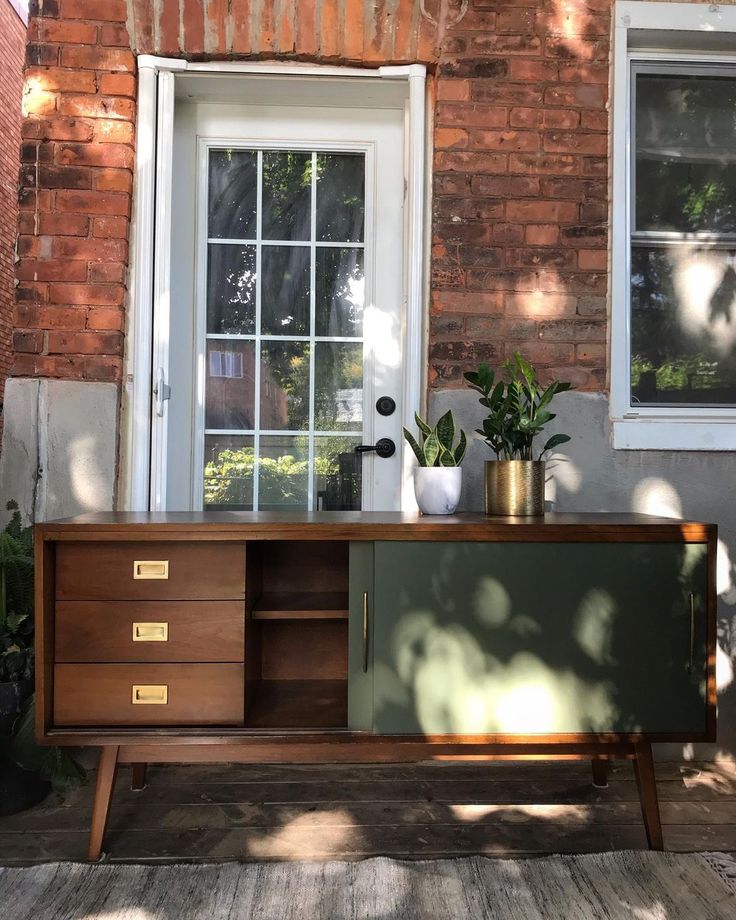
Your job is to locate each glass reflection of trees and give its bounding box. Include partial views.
[631,71,736,405]
[204,147,366,509]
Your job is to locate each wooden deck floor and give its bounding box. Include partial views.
[2,760,736,863]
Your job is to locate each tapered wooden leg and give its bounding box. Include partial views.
[131,762,147,791]
[87,745,119,861]
[633,742,663,850]
[591,757,608,788]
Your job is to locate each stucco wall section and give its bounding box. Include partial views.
[0,376,117,521]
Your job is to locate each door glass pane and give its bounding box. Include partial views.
[262,152,312,241]
[316,154,365,242]
[205,341,255,429]
[258,436,309,509]
[314,436,362,511]
[206,244,256,334]
[203,147,367,510]
[261,341,310,430]
[203,435,254,510]
[315,248,364,337]
[315,342,363,432]
[261,247,310,335]
[631,245,736,406]
[208,150,257,239]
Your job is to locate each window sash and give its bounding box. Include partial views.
[626,59,736,413]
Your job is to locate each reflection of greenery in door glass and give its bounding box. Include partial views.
[260,246,310,334]
[262,152,312,241]
[314,436,362,510]
[258,436,309,509]
[208,149,257,239]
[316,154,365,242]
[315,248,364,336]
[636,74,736,233]
[206,244,256,334]
[261,342,310,431]
[315,342,363,431]
[203,435,254,509]
[204,436,361,510]
[630,245,736,405]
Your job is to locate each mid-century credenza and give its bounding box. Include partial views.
[34,511,717,859]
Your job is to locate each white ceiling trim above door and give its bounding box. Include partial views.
[121,57,428,513]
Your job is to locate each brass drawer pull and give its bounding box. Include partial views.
[132,622,169,642]
[133,560,169,580]
[688,593,696,674]
[132,684,168,705]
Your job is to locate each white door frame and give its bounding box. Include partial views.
[121,56,428,512]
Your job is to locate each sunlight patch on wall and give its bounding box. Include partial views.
[22,75,53,117]
[631,477,683,518]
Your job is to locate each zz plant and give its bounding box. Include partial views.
[464,352,572,461]
[403,411,467,467]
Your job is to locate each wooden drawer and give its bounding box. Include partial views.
[55,601,245,663]
[56,542,245,601]
[53,663,244,726]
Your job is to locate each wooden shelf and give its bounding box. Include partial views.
[251,591,349,620]
[246,679,348,729]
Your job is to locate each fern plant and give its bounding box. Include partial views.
[403,411,467,467]
[464,352,572,461]
[0,501,34,683]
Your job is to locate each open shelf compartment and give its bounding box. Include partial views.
[245,541,349,729]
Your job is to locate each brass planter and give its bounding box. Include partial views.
[484,460,545,516]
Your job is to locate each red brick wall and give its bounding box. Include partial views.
[0,0,26,410]
[430,0,610,391]
[14,0,611,391]
[16,0,134,383]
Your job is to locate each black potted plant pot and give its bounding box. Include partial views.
[0,678,50,815]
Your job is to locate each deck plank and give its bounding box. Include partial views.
[1,761,735,863]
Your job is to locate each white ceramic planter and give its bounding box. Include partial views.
[413,466,462,515]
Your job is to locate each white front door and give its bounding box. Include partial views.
[160,91,407,512]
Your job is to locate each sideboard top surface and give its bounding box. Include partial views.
[37,511,716,543]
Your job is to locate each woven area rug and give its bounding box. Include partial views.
[1,852,735,919]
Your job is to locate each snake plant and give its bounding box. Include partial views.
[403,411,467,467]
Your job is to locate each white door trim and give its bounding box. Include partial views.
[121,57,428,512]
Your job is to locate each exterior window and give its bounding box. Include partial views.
[611,1,736,449]
[631,66,736,408]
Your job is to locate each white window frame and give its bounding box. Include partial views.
[120,58,429,510]
[612,1,736,449]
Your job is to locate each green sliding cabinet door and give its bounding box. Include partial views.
[369,541,708,736]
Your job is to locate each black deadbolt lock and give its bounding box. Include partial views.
[355,438,396,459]
[376,395,396,417]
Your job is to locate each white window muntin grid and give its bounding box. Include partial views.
[195,139,373,510]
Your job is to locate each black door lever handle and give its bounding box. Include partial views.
[355,438,396,459]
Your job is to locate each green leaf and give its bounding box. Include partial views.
[403,428,426,466]
[435,410,455,450]
[423,432,440,467]
[414,412,432,439]
[541,433,571,454]
[454,429,467,465]
[438,446,457,467]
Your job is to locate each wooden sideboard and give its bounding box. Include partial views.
[34,512,718,860]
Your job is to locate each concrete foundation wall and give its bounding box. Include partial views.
[429,388,736,761]
[0,377,118,522]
